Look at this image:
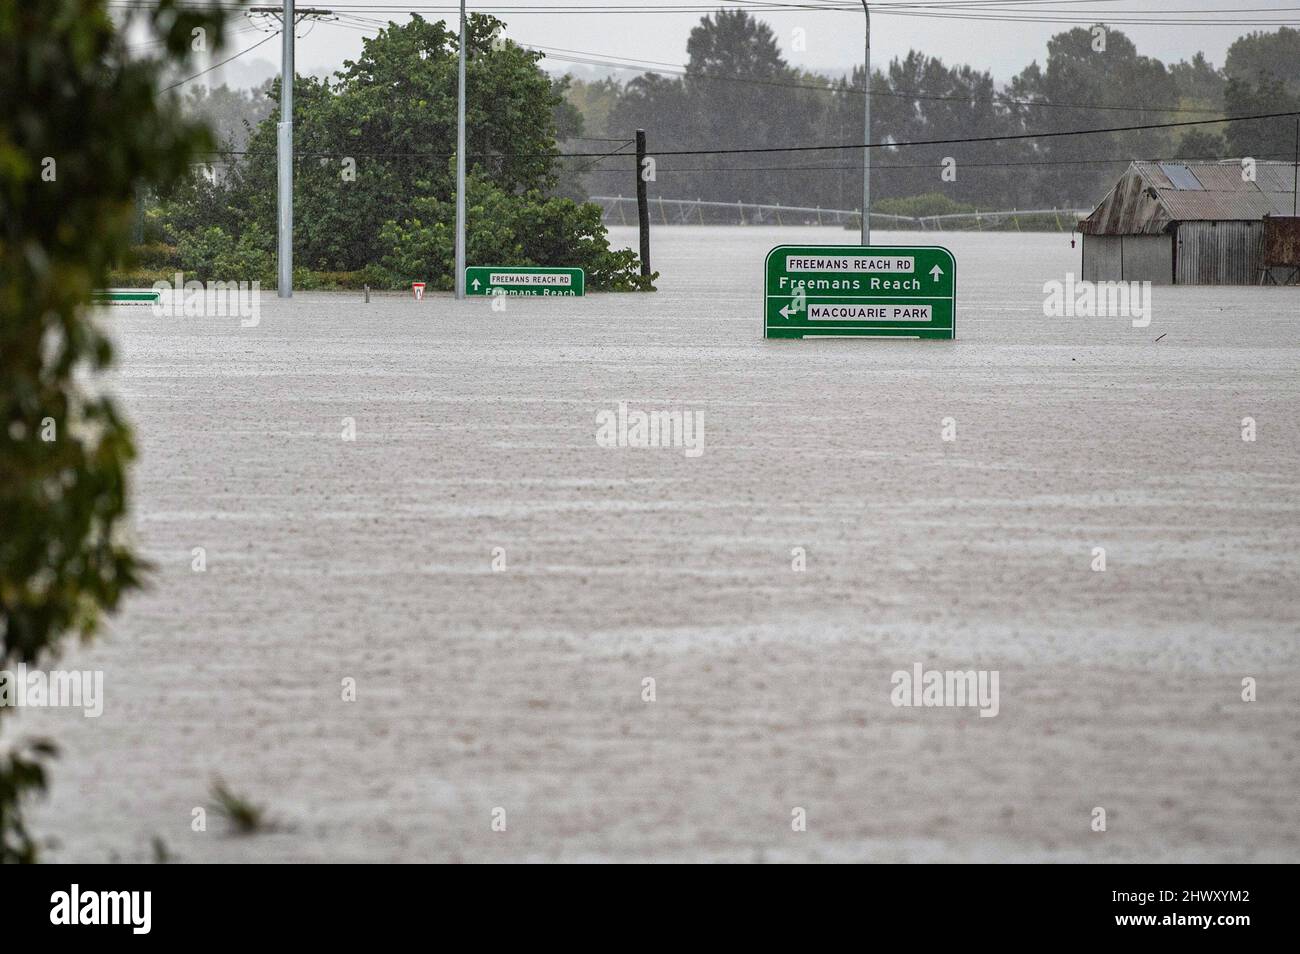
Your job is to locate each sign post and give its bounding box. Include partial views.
[464,266,585,297]
[764,245,955,339]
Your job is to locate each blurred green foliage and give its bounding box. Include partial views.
[0,0,231,863]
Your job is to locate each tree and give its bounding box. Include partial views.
[1224,75,1300,160]
[1222,27,1300,161]
[183,81,276,152]
[1174,128,1228,160]
[1226,27,1300,96]
[228,14,571,270]
[1169,52,1225,109]
[565,77,624,138]
[1009,26,1180,207]
[871,51,1029,210]
[605,10,823,206]
[378,174,646,290]
[685,8,787,82]
[0,0,231,864]
[172,14,645,287]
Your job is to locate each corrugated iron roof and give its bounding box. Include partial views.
[1127,160,1298,222]
[1159,190,1279,220]
[1184,163,1256,192]
[1267,192,1299,215]
[1256,163,1299,194]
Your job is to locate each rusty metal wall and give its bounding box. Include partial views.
[1263,216,1300,266]
[1174,221,1264,285]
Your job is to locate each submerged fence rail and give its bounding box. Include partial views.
[591,195,1090,231]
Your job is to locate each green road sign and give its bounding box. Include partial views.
[764,245,955,339]
[465,266,585,297]
[93,289,161,304]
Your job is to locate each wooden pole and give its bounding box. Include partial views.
[636,129,651,278]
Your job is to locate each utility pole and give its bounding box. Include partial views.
[454,0,468,299]
[278,1,294,298]
[250,5,332,299]
[861,1,871,246]
[635,129,650,278]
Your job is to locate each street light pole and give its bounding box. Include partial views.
[253,5,333,297]
[278,0,294,297]
[454,0,467,299]
[861,1,871,247]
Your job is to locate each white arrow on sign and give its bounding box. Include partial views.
[471,278,481,290]
[779,302,801,319]
[929,265,944,281]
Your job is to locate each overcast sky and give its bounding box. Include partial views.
[201,0,1300,89]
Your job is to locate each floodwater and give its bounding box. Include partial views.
[19,226,1300,862]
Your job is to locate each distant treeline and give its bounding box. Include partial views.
[561,13,1300,212]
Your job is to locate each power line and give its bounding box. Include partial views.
[194,108,1300,161]
[563,108,1300,157]
[574,152,1299,173]
[107,1,1300,23]
[567,138,638,174]
[161,30,281,92]
[879,10,1300,26]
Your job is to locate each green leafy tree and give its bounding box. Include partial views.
[875,193,975,219]
[1224,75,1300,160]
[565,77,624,138]
[870,51,1030,210]
[685,8,787,82]
[1174,127,1228,160]
[379,173,651,290]
[1221,28,1300,160]
[1008,26,1181,207]
[207,14,642,285]
[607,10,823,206]
[1225,27,1300,96]
[0,0,231,863]
[1169,52,1226,110]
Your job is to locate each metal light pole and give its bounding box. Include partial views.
[252,6,330,298]
[454,0,467,299]
[861,1,871,247]
[278,0,294,297]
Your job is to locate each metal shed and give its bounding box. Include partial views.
[1077,160,1300,285]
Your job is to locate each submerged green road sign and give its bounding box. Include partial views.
[93,289,161,304]
[764,245,955,339]
[465,266,585,297]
